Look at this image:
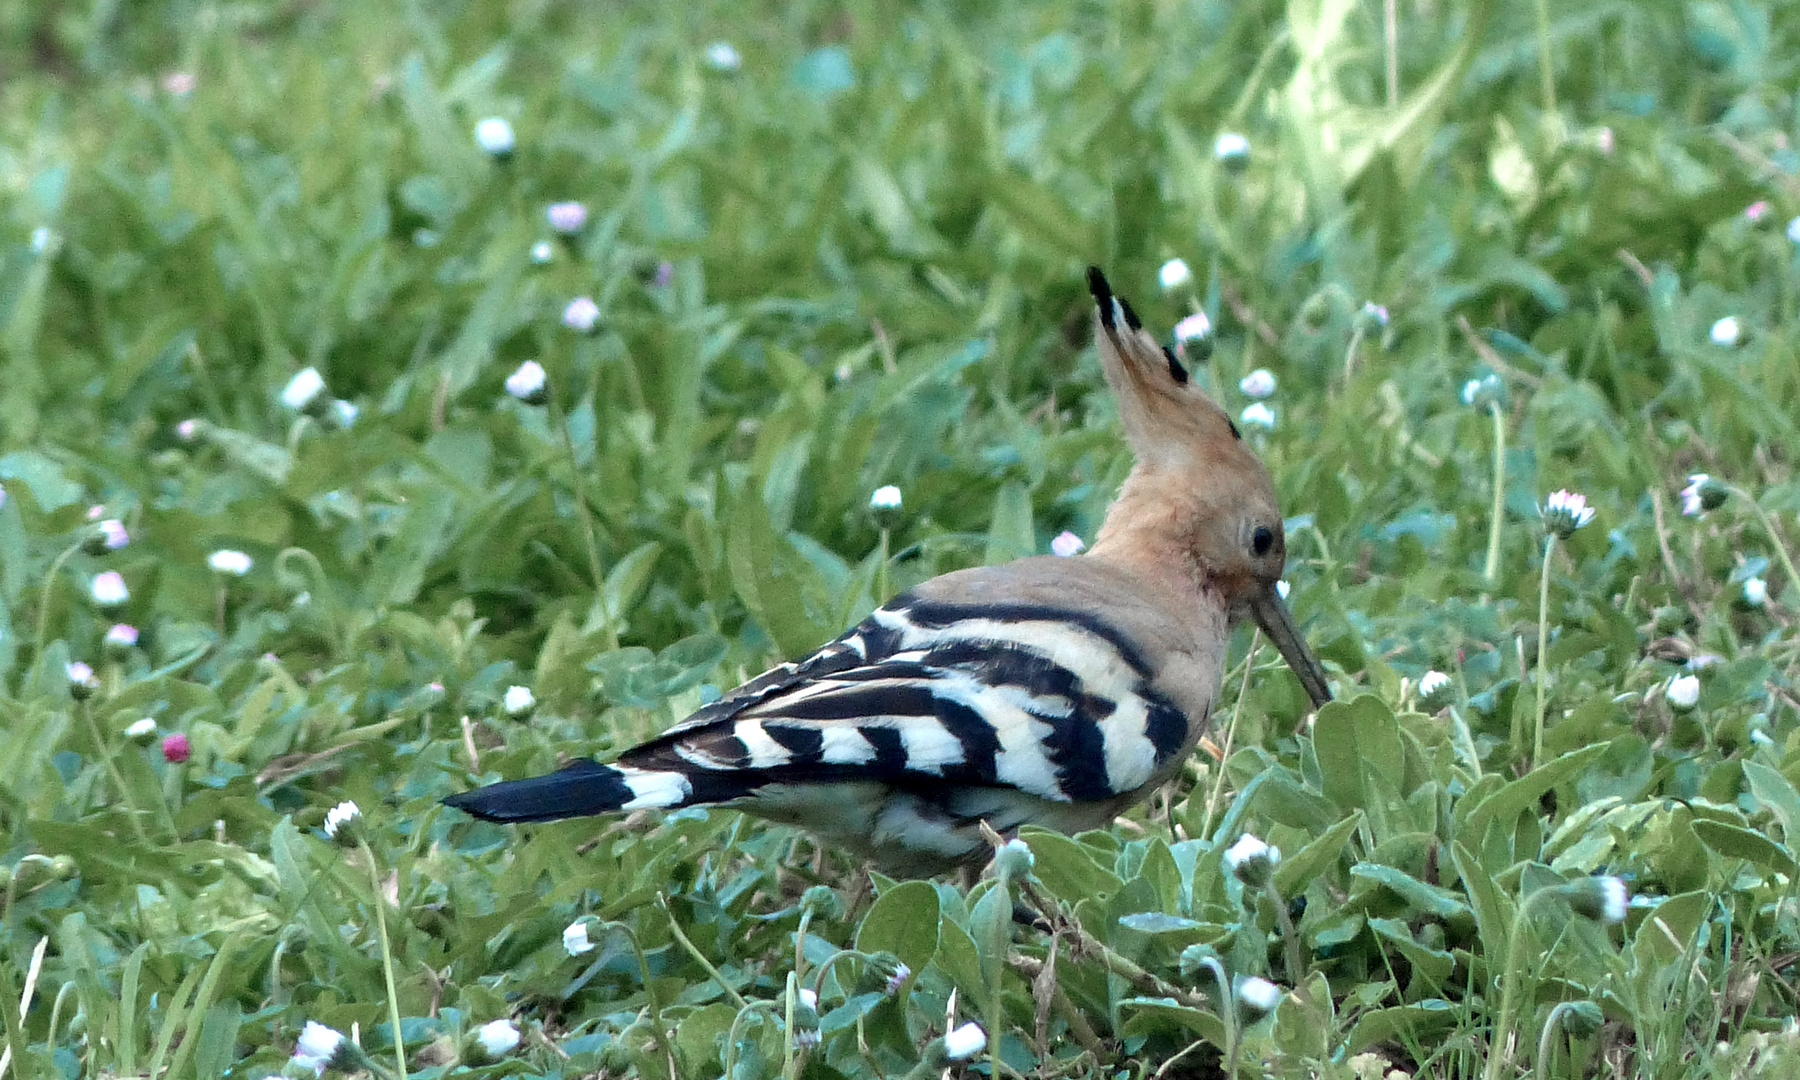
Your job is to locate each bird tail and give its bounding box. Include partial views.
[443,759,700,823]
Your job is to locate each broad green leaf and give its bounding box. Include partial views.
[1744,761,1800,845]
[1691,819,1797,875]
[856,880,940,983]
[1273,811,1363,896]
[0,450,81,510]
[984,480,1034,565]
[1018,827,1124,903]
[1349,863,1470,920]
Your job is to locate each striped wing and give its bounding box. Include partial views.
[620,591,1194,806]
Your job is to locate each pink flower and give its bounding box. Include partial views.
[1746,201,1771,223]
[161,732,191,763]
[1050,531,1085,557]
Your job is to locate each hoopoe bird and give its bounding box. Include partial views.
[445,268,1332,875]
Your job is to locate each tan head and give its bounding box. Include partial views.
[1083,267,1331,708]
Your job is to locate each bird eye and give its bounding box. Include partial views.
[1251,525,1275,557]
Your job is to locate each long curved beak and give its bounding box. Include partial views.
[1250,584,1332,709]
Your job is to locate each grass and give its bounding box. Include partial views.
[2,0,1800,1076]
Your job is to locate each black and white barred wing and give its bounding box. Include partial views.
[443,589,1199,825]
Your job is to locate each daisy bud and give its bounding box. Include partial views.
[1665,674,1700,711]
[281,367,329,413]
[562,295,600,332]
[942,1022,987,1061]
[1214,131,1251,169]
[161,71,196,95]
[546,201,588,235]
[66,661,99,700]
[1595,127,1614,154]
[91,570,130,608]
[1678,474,1726,516]
[209,549,253,576]
[1417,670,1453,711]
[328,400,358,428]
[1745,201,1771,224]
[474,117,515,158]
[505,360,549,405]
[704,41,742,72]
[105,623,139,654]
[857,952,912,997]
[1238,368,1277,399]
[1275,579,1290,599]
[175,418,201,442]
[1709,316,1741,347]
[993,836,1035,878]
[791,988,821,1047]
[125,717,158,744]
[85,518,129,554]
[472,1018,520,1059]
[1158,258,1192,291]
[1235,975,1283,1021]
[1239,402,1276,430]
[1742,576,1767,606]
[1224,833,1279,888]
[563,918,597,956]
[1360,300,1390,328]
[1050,531,1085,557]
[1541,489,1596,539]
[869,484,904,530]
[1565,875,1628,924]
[292,1020,350,1075]
[161,732,191,763]
[1557,1001,1605,1039]
[30,226,56,254]
[529,240,555,265]
[322,800,361,845]
[502,684,536,716]
[1174,311,1213,362]
[1788,217,1800,244]
[1459,373,1505,409]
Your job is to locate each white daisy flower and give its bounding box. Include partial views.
[1541,489,1596,539]
[1214,132,1250,164]
[546,201,588,235]
[1238,369,1277,399]
[943,1022,986,1061]
[91,571,130,608]
[474,1019,520,1057]
[1240,402,1276,430]
[209,549,253,576]
[704,41,743,72]
[564,919,596,955]
[281,367,328,412]
[562,296,600,332]
[322,800,361,843]
[502,685,536,716]
[474,117,515,156]
[505,360,548,404]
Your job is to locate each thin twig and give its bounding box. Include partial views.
[1456,315,1544,388]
